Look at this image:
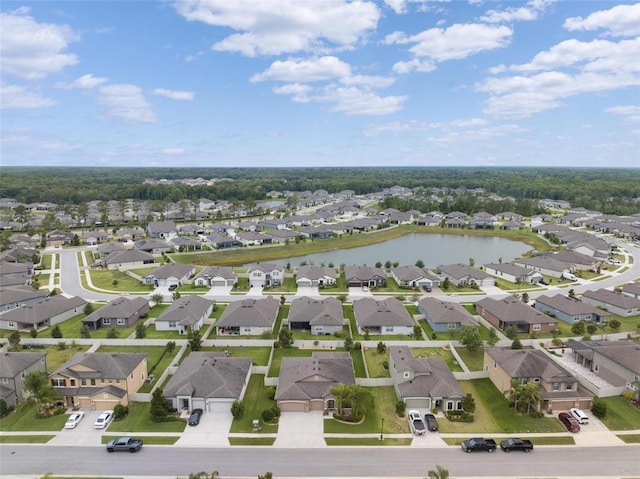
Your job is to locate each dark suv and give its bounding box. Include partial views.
[424,413,439,431]
[188,408,203,426]
[558,412,580,432]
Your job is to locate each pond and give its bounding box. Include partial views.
[248,233,532,268]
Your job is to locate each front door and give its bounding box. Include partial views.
[181,398,189,410]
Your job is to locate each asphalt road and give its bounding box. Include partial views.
[2,444,639,478]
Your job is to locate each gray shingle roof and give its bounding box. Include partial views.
[535,294,610,317]
[353,297,413,328]
[143,263,194,280]
[486,348,576,382]
[582,288,640,308]
[344,265,386,281]
[104,249,154,265]
[0,352,46,377]
[296,265,337,281]
[194,266,237,281]
[53,352,146,379]
[391,265,426,282]
[82,296,149,323]
[0,295,86,325]
[215,296,280,328]
[437,264,491,280]
[156,296,213,327]
[163,352,251,400]
[417,297,478,326]
[476,297,556,325]
[288,296,344,327]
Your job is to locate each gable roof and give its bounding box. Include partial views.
[0,286,48,306]
[353,297,413,327]
[535,294,611,317]
[486,348,576,383]
[215,296,280,328]
[52,352,146,379]
[163,352,251,400]
[288,296,344,327]
[194,266,237,281]
[0,352,46,377]
[155,296,214,326]
[82,296,149,323]
[582,288,640,308]
[476,297,556,325]
[344,265,386,281]
[104,249,154,265]
[296,265,337,281]
[391,265,426,282]
[143,263,194,280]
[275,352,355,401]
[0,295,86,325]
[417,297,478,326]
[247,263,283,274]
[437,263,491,280]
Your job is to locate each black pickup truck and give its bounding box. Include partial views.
[500,438,533,452]
[461,437,497,453]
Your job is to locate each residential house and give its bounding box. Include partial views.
[0,352,47,408]
[0,295,86,331]
[46,230,75,248]
[275,352,355,413]
[170,236,202,251]
[484,348,593,412]
[295,265,337,287]
[97,241,126,260]
[147,221,178,239]
[534,294,612,324]
[194,266,238,288]
[209,222,236,235]
[115,228,145,242]
[0,247,39,264]
[475,297,557,334]
[155,296,214,334]
[82,296,150,331]
[50,352,147,410]
[103,249,155,270]
[207,233,242,249]
[388,346,464,411]
[483,263,542,284]
[287,296,344,335]
[296,226,336,240]
[247,263,284,288]
[353,297,414,335]
[215,296,280,336]
[180,224,206,236]
[163,352,252,412]
[513,255,570,279]
[437,264,494,287]
[235,231,272,246]
[0,286,48,313]
[568,340,640,393]
[135,239,172,255]
[543,250,601,272]
[391,265,429,289]
[581,288,640,317]
[84,230,109,246]
[344,265,387,289]
[264,229,299,244]
[470,212,498,229]
[141,263,195,288]
[621,283,640,299]
[417,297,478,333]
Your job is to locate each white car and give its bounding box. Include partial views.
[570,407,589,424]
[64,411,85,429]
[94,410,114,429]
[408,410,426,436]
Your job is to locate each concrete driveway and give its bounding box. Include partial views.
[175,410,233,447]
[274,411,326,447]
[49,409,104,446]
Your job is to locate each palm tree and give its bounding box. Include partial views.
[520,382,543,416]
[348,384,373,420]
[330,383,350,417]
[426,465,449,479]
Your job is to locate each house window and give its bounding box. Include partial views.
[81,379,86,386]
[585,314,591,321]
[448,323,457,330]
[91,379,96,386]
[51,378,66,387]
[316,326,323,333]
[8,322,14,328]
[384,326,394,333]
[70,379,76,386]
[552,382,560,391]
[403,372,411,379]
[243,327,252,333]
[533,378,540,383]
[168,321,177,328]
[532,323,541,331]
[117,318,126,326]
[446,401,454,410]
[103,318,111,326]
[566,383,573,390]
[20,371,25,379]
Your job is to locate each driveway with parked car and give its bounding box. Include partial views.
[176,409,233,447]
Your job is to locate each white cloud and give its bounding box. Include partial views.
[0,84,56,109]
[479,37,640,118]
[272,83,312,102]
[57,73,108,89]
[392,58,436,74]
[480,0,554,24]
[0,8,79,80]
[162,148,185,155]
[386,23,512,73]
[98,84,156,123]
[606,105,640,123]
[312,86,406,115]
[383,0,407,14]
[251,56,351,83]
[564,3,640,37]
[364,117,488,135]
[174,0,380,57]
[152,88,195,100]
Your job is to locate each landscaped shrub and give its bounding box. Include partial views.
[0,398,12,417]
[382,360,389,370]
[261,408,276,423]
[591,398,607,419]
[51,325,63,338]
[266,386,276,401]
[395,399,406,416]
[231,400,245,419]
[113,404,129,420]
[353,341,361,350]
[445,410,474,422]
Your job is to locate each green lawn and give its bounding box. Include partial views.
[229,375,278,434]
[55,310,141,340]
[325,437,412,446]
[455,347,486,372]
[102,435,179,445]
[291,327,348,340]
[41,254,53,269]
[263,277,297,293]
[197,346,272,366]
[88,269,153,292]
[598,396,640,431]
[363,348,390,378]
[0,435,55,443]
[618,434,640,443]
[350,349,366,378]
[229,437,276,446]
[440,379,565,434]
[107,402,186,433]
[410,347,463,372]
[324,386,408,434]
[0,401,69,431]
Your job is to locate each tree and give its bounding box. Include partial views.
[511,337,523,349]
[487,327,499,346]
[330,383,350,417]
[376,341,387,354]
[586,323,598,335]
[608,319,621,334]
[571,321,586,336]
[591,397,607,419]
[441,277,450,290]
[135,322,146,339]
[107,328,119,339]
[347,384,373,420]
[278,326,293,348]
[83,303,94,315]
[8,330,21,350]
[343,337,353,351]
[231,400,245,419]
[257,473,273,479]
[415,259,425,268]
[459,325,482,352]
[426,465,450,479]
[51,325,63,338]
[568,289,576,299]
[461,393,476,414]
[504,324,518,340]
[150,387,172,419]
[187,327,202,351]
[151,293,164,306]
[23,371,59,417]
[521,292,529,304]
[80,325,91,339]
[187,472,219,479]
[413,324,423,339]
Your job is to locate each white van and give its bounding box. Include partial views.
[570,407,589,424]
[562,271,578,281]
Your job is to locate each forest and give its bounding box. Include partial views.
[2,166,639,216]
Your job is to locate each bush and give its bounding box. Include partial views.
[395,400,406,416]
[353,341,362,350]
[266,386,276,401]
[51,325,63,338]
[382,360,389,370]
[113,404,129,420]
[107,328,119,339]
[591,398,607,419]
[445,410,474,422]
[0,398,12,417]
[231,400,245,419]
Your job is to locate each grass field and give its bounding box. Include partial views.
[229,437,276,445]
[455,347,485,371]
[229,375,278,434]
[363,348,390,378]
[599,396,640,431]
[325,437,412,446]
[410,347,463,372]
[0,401,68,431]
[107,402,186,433]
[0,435,55,443]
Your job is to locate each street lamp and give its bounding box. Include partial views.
[379,417,384,441]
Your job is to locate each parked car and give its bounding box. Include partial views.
[188,408,203,426]
[570,407,589,424]
[538,279,549,286]
[94,410,113,429]
[424,413,438,432]
[362,285,369,292]
[168,284,178,291]
[558,412,580,432]
[64,411,85,429]
[106,436,143,453]
[461,437,497,453]
[422,285,432,292]
[408,410,426,436]
[500,438,533,452]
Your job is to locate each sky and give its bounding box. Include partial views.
[1,0,639,168]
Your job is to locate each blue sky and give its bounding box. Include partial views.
[1,0,639,168]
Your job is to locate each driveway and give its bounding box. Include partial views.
[175,410,233,447]
[49,409,104,446]
[274,411,326,447]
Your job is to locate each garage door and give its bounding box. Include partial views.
[278,401,308,413]
[297,280,312,287]
[406,398,431,409]
[206,400,233,412]
[192,399,206,410]
[211,280,227,286]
